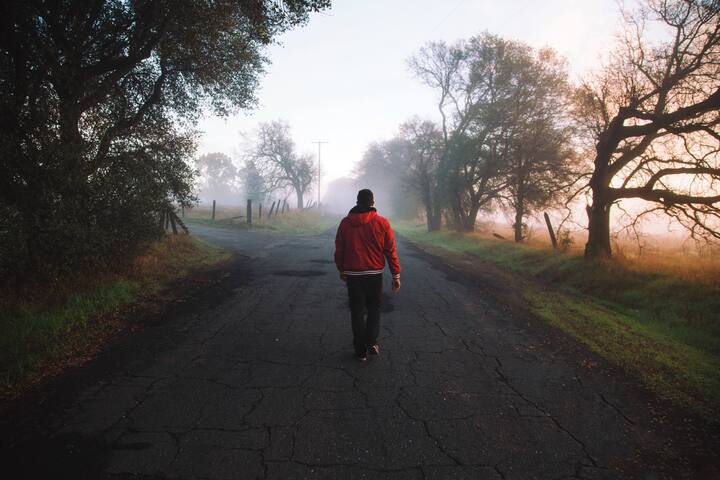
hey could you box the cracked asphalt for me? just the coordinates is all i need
[2,224,718,479]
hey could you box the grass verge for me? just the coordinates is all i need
[185,208,340,235]
[0,235,230,402]
[396,223,720,420]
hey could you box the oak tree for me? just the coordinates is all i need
[577,0,720,258]
[0,0,329,275]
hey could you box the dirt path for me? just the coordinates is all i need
[1,224,717,479]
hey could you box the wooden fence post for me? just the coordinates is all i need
[212,200,216,221]
[247,199,252,224]
[544,212,558,250]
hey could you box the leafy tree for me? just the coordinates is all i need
[506,115,576,242]
[397,119,444,230]
[408,34,531,232]
[501,48,576,242]
[355,138,421,219]
[196,152,239,204]
[410,34,577,234]
[251,120,315,209]
[576,0,720,259]
[0,0,329,276]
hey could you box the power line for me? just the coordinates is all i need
[312,141,328,207]
[430,0,467,34]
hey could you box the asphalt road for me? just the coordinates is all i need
[2,224,718,479]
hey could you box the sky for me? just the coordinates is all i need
[197,0,624,198]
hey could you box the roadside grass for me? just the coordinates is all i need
[0,235,230,401]
[184,206,339,235]
[396,223,720,420]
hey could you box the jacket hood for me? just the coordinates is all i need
[347,205,377,226]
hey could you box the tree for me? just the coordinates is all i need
[501,48,576,242]
[398,119,444,231]
[355,139,419,219]
[196,152,238,204]
[576,0,720,259]
[506,115,576,242]
[241,159,268,205]
[409,34,556,232]
[0,0,329,276]
[251,120,315,209]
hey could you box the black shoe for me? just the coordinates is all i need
[368,344,380,355]
[356,353,368,362]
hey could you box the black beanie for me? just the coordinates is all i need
[357,189,374,206]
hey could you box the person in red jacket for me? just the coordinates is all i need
[334,189,401,361]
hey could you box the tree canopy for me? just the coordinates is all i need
[408,33,575,234]
[0,0,329,276]
[577,0,720,258]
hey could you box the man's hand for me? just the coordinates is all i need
[391,277,401,293]
[340,273,347,283]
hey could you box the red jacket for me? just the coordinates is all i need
[334,206,401,278]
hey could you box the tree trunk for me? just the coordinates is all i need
[514,181,525,242]
[295,189,304,210]
[514,204,524,242]
[585,159,613,258]
[461,204,480,232]
[514,162,526,242]
[428,204,442,232]
[450,189,465,232]
[428,200,442,232]
[584,198,612,259]
[584,113,629,259]
[422,186,443,232]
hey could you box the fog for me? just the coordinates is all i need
[193,0,718,253]
[197,0,620,191]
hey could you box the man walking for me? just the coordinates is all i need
[334,189,401,361]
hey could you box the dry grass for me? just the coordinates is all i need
[130,234,230,287]
[613,251,720,285]
[458,219,720,285]
[184,205,340,235]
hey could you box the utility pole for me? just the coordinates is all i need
[312,141,328,207]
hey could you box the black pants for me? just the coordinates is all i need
[346,274,383,355]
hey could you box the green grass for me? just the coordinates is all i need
[0,281,137,390]
[397,223,720,420]
[0,235,230,400]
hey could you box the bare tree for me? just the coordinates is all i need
[251,120,315,209]
[576,0,720,259]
